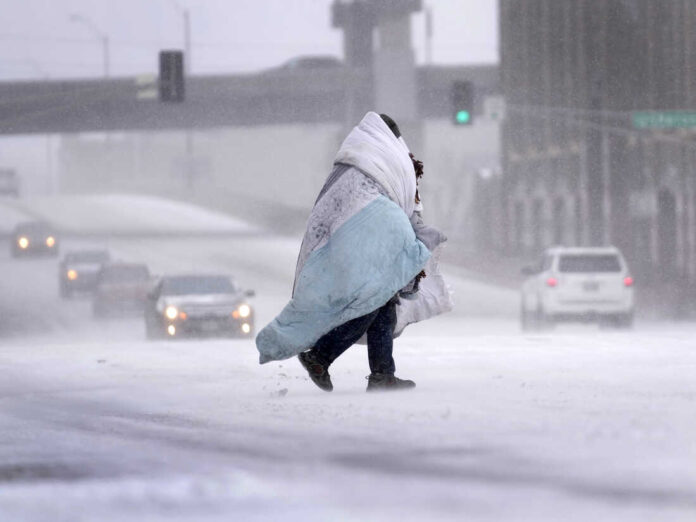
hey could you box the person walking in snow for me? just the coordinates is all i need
[255,112,451,392]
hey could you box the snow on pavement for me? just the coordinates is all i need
[0,325,695,521]
[0,195,695,521]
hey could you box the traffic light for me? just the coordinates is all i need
[452,80,474,125]
[159,50,185,102]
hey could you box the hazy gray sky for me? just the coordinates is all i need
[0,0,497,80]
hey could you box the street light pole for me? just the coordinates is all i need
[69,13,110,78]
[26,59,55,193]
[183,9,191,75]
[167,0,191,74]
[102,34,110,78]
[166,0,195,190]
[425,6,433,65]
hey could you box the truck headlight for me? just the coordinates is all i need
[18,237,29,249]
[238,304,251,318]
[165,306,179,320]
[67,269,78,280]
[46,236,56,247]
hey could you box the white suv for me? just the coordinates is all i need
[521,246,635,329]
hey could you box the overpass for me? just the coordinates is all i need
[0,65,498,135]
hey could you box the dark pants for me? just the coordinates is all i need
[310,299,397,375]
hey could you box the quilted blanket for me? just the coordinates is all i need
[256,112,450,364]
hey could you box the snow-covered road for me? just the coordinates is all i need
[0,197,694,521]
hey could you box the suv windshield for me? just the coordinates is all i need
[162,276,236,296]
[558,254,622,273]
[101,266,150,283]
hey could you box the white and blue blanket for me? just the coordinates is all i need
[256,112,451,364]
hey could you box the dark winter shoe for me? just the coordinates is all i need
[298,351,333,392]
[366,373,416,392]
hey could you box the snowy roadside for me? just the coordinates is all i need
[0,194,260,236]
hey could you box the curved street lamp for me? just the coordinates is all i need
[166,0,191,75]
[69,13,110,78]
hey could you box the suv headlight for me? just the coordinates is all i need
[165,306,179,320]
[238,304,251,318]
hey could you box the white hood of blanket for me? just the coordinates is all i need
[334,112,417,217]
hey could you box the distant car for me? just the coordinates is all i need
[144,274,255,339]
[11,221,58,257]
[0,169,19,197]
[93,262,151,317]
[59,249,111,298]
[520,246,635,329]
[278,55,343,71]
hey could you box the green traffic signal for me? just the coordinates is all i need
[456,110,471,124]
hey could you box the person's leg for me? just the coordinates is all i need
[298,308,380,392]
[365,299,416,391]
[311,309,379,366]
[366,299,397,375]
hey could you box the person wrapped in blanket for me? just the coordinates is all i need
[255,112,452,392]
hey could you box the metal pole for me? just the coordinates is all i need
[184,9,191,75]
[183,8,193,190]
[69,14,109,79]
[166,0,194,190]
[103,35,110,78]
[46,134,54,194]
[425,7,433,65]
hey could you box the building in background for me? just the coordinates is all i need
[499,0,696,297]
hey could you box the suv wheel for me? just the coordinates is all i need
[60,284,72,299]
[611,312,634,329]
[520,305,534,331]
[536,306,555,330]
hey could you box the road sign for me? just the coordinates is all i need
[632,111,696,129]
[135,74,157,100]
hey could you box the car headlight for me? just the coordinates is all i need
[165,306,179,320]
[18,237,29,249]
[238,304,251,318]
[46,236,56,247]
[67,269,78,280]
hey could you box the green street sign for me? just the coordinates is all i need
[633,111,696,129]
